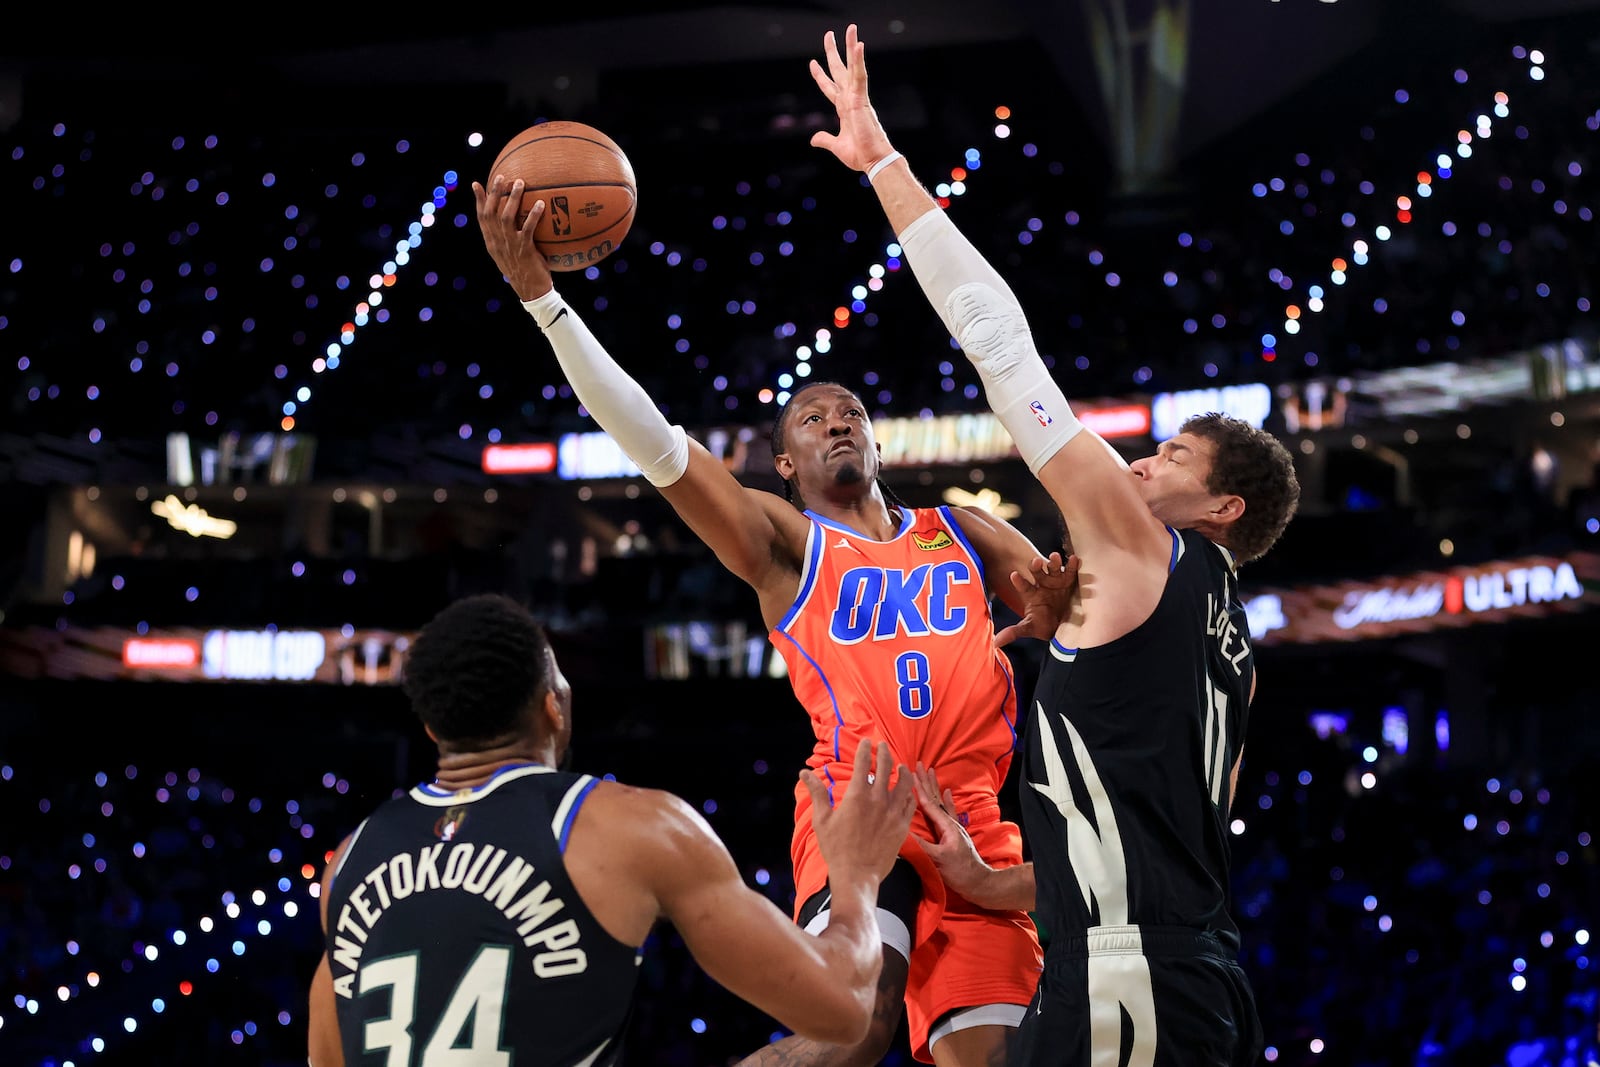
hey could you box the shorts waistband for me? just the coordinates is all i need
[1046,924,1233,965]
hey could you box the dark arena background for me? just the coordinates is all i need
[3,2,1599,1064]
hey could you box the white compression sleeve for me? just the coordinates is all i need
[896,207,1083,473]
[523,289,689,488]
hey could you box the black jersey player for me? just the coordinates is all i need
[806,24,1302,1064]
[308,593,916,1067]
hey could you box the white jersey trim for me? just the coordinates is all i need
[407,764,556,807]
[551,774,598,845]
[775,521,824,634]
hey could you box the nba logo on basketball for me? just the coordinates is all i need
[1030,400,1053,428]
[550,196,572,236]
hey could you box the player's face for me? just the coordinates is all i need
[779,386,878,493]
[1129,433,1223,527]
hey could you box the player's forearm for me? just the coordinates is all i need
[865,153,941,239]
[522,289,689,488]
[868,155,1018,341]
[962,861,1036,912]
[871,163,1082,476]
[806,878,883,1034]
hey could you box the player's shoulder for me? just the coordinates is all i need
[754,487,812,534]
[574,780,695,832]
[1174,528,1239,581]
[575,781,724,865]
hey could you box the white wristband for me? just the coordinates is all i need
[866,150,903,182]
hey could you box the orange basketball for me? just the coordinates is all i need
[488,120,637,272]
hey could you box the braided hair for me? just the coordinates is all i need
[769,380,912,513]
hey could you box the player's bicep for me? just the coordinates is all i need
[657,438,791,586]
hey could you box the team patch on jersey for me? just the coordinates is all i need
[433,806,469,841]
[912,529,954,552]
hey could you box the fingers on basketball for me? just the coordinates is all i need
[487,121,636,271]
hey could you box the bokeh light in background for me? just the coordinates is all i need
[2,6,1599,1066]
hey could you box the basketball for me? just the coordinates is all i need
[488,120,637,272]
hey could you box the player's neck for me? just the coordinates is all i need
[809,492,900,540]
[433,738,553,791]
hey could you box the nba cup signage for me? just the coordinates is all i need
[1242,553,1597,645]
[202,630,326,682]
[0,626,415,685]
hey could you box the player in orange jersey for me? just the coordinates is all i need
[476,178,1079,1067]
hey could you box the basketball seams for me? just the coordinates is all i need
[491,136,632,177]
[513,182,636,192]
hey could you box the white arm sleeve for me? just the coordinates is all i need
[523,289,689,488]
[896,207,1083,473]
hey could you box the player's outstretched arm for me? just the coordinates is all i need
[474,178,800,591]
[808,25,1171,584]
[638,740,914,1044]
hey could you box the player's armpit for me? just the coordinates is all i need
[1030,432,1172,644]
[318,833,354,934]
[308,954,344,1067]
[656,438,800,592]
[642,792,878,1046]
[1035,432,1172,569]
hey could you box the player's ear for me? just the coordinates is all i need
[774,452,796,481]
[539,686,566,737]
[423,724,439,745]
[1211,494,1245,525]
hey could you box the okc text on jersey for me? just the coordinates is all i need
[828,560,974,644]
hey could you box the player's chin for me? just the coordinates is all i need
[831,462,866,486]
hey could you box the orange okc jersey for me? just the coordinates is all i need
[771,508,1017,934]
[774,505,1041,1059]
[773,505,1020,832]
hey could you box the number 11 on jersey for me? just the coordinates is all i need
[1203,679,1229,807]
